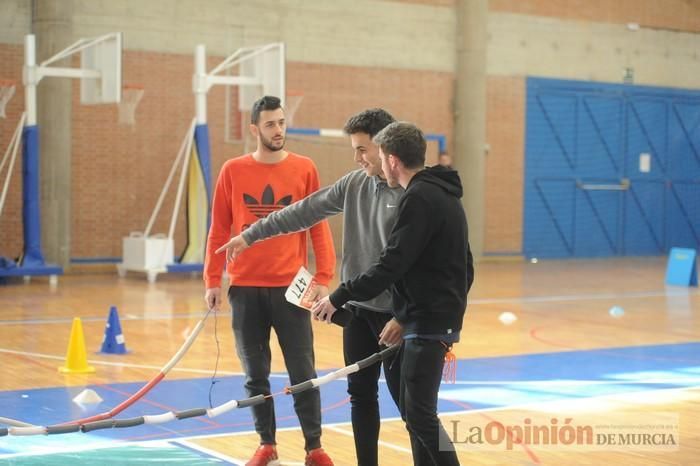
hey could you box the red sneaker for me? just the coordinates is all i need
[245,444,280,466]
[305,447,334,466]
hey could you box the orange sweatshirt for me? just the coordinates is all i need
[204,153,335,289]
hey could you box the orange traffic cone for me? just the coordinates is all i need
[59,318,95,374]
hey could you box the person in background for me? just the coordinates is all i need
[437,151,453,169]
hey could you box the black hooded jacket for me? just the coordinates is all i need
[330,165,474,337]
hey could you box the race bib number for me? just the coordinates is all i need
[285,266,318,310]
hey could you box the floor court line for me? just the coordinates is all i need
[171,439,240,465]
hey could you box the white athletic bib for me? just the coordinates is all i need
[285,266,318,310]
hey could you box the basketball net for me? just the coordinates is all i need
[0,80,16,119]
[285,91,304,127]
[118,84,144,126]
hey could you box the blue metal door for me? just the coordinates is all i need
[524,80,624,257]
[667,100,700,249]
[524,78,700,258]
[624,97,667,255]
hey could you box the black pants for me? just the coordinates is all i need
[228,286,321,451]
[400,338,460,466]
[344,305,402,466]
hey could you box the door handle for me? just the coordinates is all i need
[576,178,630,191]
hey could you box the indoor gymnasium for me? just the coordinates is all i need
[1,1,699,465]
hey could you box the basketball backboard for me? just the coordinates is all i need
[238,43,285,111]
[80,33,122,105]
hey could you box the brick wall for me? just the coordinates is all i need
[484,76,525,254]
[0,44,23,260]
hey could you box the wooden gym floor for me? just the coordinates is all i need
[0,257,698,465]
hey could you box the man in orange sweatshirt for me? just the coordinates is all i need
[204,95,336,466]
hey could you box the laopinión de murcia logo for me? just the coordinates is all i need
[443,417,679,452]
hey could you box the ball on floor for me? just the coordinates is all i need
[499,311,518,325]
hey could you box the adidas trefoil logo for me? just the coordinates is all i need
[243,184,293,218]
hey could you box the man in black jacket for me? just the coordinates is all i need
[312,121,473,466]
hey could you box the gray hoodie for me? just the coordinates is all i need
[242,169,404,312]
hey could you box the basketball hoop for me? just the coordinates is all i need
[118,84,144,126]
[0,80,17,119]
[285,90,304,127]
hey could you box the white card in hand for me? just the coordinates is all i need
[285,266,318,310]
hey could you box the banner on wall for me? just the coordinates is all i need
[179,124,212,264]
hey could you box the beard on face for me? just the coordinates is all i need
[381,160,398,186]
[260,133,285,152]
[383,171,398,187]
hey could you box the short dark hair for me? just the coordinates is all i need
[373,121,426,169]
[251,95,282,125]
[343,108,396,138]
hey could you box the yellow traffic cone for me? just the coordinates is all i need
[59,318,95,374]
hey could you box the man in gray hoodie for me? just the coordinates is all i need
[216,108,403,466]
